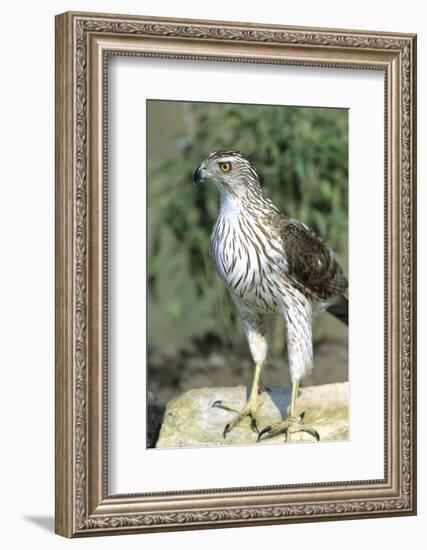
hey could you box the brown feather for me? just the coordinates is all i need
[273,214,348,303]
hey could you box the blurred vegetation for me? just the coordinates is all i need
[148,101,348,351]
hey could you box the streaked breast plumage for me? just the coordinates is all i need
[210,209,288,315]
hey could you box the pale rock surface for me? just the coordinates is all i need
[156,382,348,448]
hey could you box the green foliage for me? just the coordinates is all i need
[148,102,348,344]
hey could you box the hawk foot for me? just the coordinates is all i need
[257,411,320,443]
[212,393,264,439]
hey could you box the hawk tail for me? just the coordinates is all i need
[327,296,348,326]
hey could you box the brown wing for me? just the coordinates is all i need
[274,215,348,302]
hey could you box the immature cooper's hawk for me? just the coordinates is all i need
[193,150,348,442]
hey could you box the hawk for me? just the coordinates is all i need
[193,150,348,442]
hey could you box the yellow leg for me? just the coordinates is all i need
[257,378,320,443]
[288,378,300,420]
[248,362,262,402]
[212,362,265,438]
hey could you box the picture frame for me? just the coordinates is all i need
[55,11,417,537]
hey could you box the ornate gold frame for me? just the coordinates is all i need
[55,11,417,537]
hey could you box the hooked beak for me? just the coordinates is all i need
[193,164,207,185]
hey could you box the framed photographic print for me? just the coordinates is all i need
[55,11,417,537]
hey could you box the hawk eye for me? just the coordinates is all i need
[219,162,231,173]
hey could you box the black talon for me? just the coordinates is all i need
[311,429,320,442]
[292,427,320,442]
[212,400,223,408]
[257,425,272,441]
[250,417,259,434]
[223,424,230,439]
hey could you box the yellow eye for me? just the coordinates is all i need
[219,162,231,173]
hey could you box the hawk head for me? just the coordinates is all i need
[193,150,262,198]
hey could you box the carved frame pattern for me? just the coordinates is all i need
[55,11,416,537]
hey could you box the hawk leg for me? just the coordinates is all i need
[212,362,265,438]
[257,378,320,442]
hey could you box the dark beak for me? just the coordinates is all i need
[193,165,202,185]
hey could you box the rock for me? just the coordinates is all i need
[156,382,348,448]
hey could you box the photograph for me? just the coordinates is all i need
[147,100,349,449]
[54,10,416,537]
[0,0,421,543]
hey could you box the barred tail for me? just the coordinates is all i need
[327,296,348,326]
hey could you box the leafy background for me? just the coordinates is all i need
[146,100,348,418]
